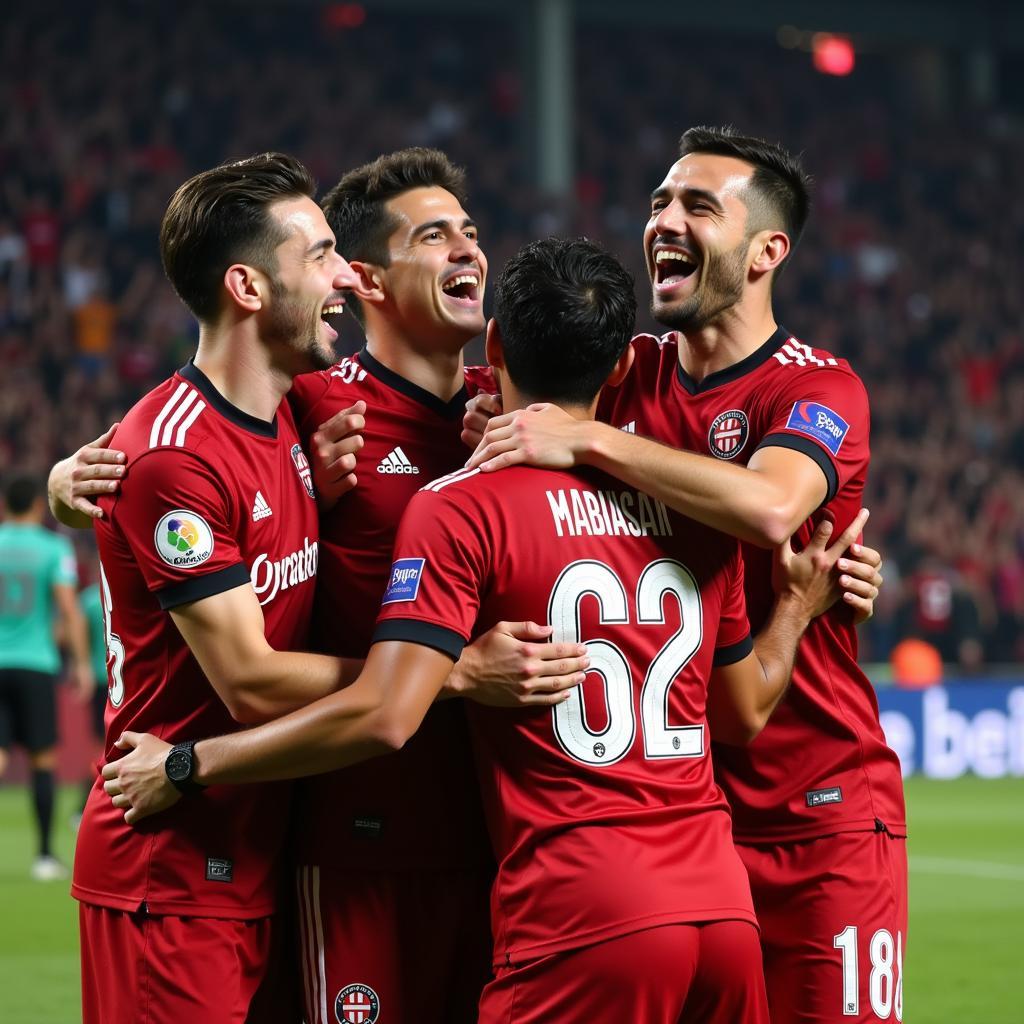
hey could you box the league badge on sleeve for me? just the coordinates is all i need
[154,510,214,568]
[786,401,850,456]
[382,558,426,604]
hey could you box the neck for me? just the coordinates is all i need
[500,381,596,422]
[9,513,41,525]
[193,320,292,423]
[674,300,777,383]
[363,323,467,402]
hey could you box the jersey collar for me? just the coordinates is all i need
[179,361,278,438]
[674,326,791,395]
[358,346,470,420]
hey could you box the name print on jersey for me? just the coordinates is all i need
[546,488,673,538]
[250,536,318,607]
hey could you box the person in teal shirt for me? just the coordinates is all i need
[0,475,93,880]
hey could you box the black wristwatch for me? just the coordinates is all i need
[165,740,206,795]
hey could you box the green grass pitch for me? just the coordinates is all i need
[0,778,1021,1022]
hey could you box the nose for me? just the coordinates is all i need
[332,254,360,290]
[451,233,481,263]
[652,198,686,239]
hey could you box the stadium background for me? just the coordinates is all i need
[0,1,1021,1021]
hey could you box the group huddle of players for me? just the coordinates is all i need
[51,130,907,1024]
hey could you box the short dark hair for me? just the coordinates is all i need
[5,475,40,515]
[493,238,636,406]
[679,126,811,267]
[320,148,468,325]
[160,152,316,323]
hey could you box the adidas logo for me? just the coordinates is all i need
[621,421,636,434]
[252,490,273,521]
[377,447,420,475]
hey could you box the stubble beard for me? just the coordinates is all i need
[264,276,335,373]
[651,239,747,334]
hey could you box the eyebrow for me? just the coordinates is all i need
[650,185,725,213]
[304,238,334,257]
[412,217,477,237]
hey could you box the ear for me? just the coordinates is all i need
[484,318,505,370]
[349,260,386,305]
[749,230,790,276]
[223,264,264,313]
[604,341,635,388]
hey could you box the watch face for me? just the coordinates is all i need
[166,748,192,783]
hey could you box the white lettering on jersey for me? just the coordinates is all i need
[250,536,319,607]
[546,489,673,538]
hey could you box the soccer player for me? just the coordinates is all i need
[102,237,866,1024]
[71,151,365,1024]
[50,149,588,1022]
[466,128,907,1023]
[0,475,92,880]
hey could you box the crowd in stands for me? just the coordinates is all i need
[1,2,1021,668]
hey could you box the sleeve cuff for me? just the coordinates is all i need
[155,563,252,610]
[371,619,465,660]
[755,433,839,504]
[713,634,753,667]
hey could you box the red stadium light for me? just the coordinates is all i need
[323,3,366,31]
[812,34,855,77]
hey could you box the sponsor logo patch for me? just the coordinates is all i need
[786,401,850,456]
[205,856,233,882]
[708,409,749,459]
[291,443,316,499]
[381,557,425,604]
[154,510,214,568]
[335,983,380,1024]
[351,816,384,840]
[805,786,843,808]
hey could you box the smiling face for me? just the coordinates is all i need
[261,195,359,372]
[645,153,758,333]
[372,186,487,346]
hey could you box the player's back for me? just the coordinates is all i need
[0,522,75,673]
[73,362,319,919]
[378,464,757,965]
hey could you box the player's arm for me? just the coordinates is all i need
[467,404,823,548]
[52,582,95,701]
[103,640,453,824]
[47,423,126,526]
[169,583,361,724]
[706,509,869,744]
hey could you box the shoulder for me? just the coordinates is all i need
[115,375,219,461]
[768,332,863,385]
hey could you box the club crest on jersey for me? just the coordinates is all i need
[335,983,380,1024]
[382,557,425,604]
[290,443,316,499]
[786,401,849,456]
[153,510,214,568]
[708,409,749,459]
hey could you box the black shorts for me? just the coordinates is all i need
[0,668,58,753]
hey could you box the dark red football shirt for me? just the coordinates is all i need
[598,328,906,842]
[287,348,495,870]
[376,464,757,965]
[72,361,319,918]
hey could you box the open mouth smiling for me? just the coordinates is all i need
[440,271,481,305]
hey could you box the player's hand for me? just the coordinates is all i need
[466,404,587,473]
[310,401,365,511]
[461,392,502,449]
[448,621,590,707]
[47,422,125,527]
[837,539,883,625]
[72,663,96,703]
[101,732,179,825]
[774,508,871,620]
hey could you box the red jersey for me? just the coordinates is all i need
[598,328,906,842]
[377,464,757,965]
[72,362,319,918]
[287,348,495,870]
